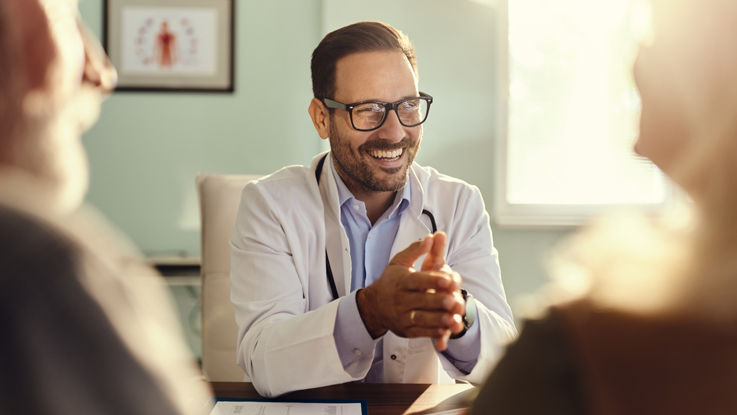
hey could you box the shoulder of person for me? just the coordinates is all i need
[0,204,85,308]
[0,204,79,264]
[239,162,324,214]
[245,163,314,192]
[412,163,478,191]
[411,163,484,205]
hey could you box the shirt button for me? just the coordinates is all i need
[353,348,362,356]
[353,204,360,210]
[390,354,397,360]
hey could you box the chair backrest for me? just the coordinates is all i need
[196,174,260,382]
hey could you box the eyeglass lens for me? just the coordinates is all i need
[352,98,429,130]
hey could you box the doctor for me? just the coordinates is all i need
[230,21,516,397]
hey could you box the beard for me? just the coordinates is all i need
[328,120,420,194]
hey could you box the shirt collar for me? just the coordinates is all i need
[329,157,411,219]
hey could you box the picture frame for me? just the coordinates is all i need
[104,0,234,92]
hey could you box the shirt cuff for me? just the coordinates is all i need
[334,290,380,368]
[442,299,480,374]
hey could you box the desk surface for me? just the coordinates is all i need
[210,382,476,415]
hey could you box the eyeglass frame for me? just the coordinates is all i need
[322,92,433,132]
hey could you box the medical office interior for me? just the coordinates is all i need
[79,0,659,363]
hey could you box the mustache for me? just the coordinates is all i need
[359,137,414,152]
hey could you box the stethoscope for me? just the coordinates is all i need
[315,154,437,300]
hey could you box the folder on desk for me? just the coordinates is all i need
[210,398,367,415]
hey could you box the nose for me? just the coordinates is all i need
[378,108,406,141]
[78,22,117,94]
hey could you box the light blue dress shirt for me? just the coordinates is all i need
[330,161,480,381]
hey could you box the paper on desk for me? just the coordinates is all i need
[210,400,363,415]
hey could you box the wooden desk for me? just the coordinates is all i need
[210,382,477,415]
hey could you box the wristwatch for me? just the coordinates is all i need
[450,289,476,339]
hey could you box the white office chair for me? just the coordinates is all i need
[196,174,260,382]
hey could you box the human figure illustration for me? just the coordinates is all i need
[155,20,177,67]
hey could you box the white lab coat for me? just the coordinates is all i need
[230,152,516,397]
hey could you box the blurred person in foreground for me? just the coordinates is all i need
[471,0,737,413]
[0,0,210,413]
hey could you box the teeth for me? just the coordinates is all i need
[369,148,403,159]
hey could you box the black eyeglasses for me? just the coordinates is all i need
[323,92,433,132]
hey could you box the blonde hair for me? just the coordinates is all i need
[660,0,737,311]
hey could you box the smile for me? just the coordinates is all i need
[367,148,404,160]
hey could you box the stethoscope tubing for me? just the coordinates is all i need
[315,154,437,300]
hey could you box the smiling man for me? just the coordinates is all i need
[230,21,516,397]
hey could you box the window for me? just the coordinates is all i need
[494,0,666,226]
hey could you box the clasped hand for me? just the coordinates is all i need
[356,232,465,351]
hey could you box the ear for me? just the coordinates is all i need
[308,98,330,139]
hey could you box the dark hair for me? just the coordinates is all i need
[310,21,417,101]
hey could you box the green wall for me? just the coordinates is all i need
[80,0,322,258]
[79,0,571,313]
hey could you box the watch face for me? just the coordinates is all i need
[463,290,476,328]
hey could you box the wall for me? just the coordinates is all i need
[79,0,571,315]
[79,0,323,258]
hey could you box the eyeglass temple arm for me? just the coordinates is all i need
[322,98,347,110]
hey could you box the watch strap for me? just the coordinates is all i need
[450,289,475,339]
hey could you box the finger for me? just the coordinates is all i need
[401,270,455,292]
[403,327,451,339]
[402,270,460,294]
[389,235,433,268]
[421,231,447,271]
[450,270,462,289]
[450,290,466,315]
[407,309,459,329]
[448,313,465,334]
[434,330,452,351]
[401,291,464,314]
[436,266,462,292]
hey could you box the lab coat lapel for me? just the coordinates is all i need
[392,213,433,270]
[316,153,350,298]
[391,166,433,271]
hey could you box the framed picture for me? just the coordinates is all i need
[104,0,234,92]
